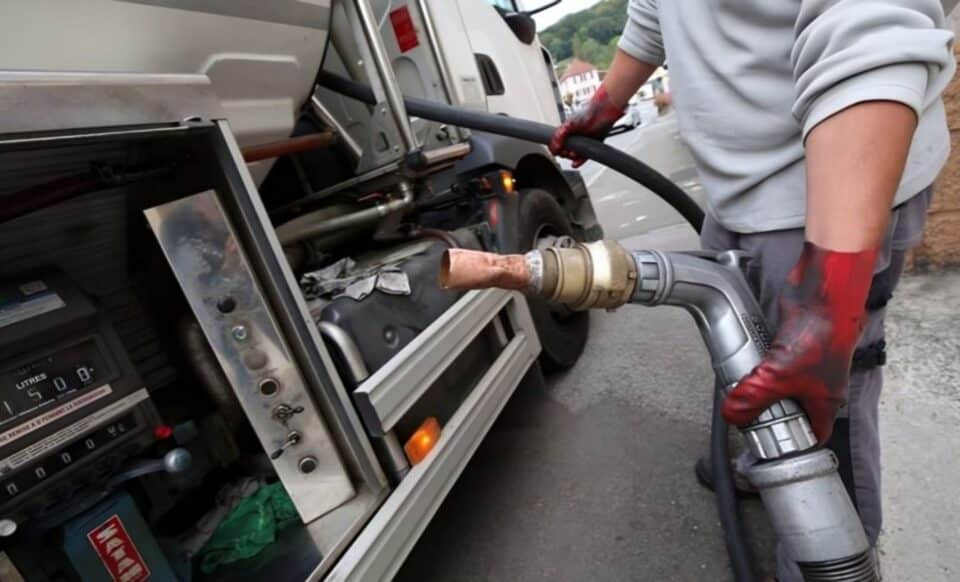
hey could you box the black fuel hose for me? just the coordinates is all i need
[317,72,704,232]
[712,381,757,582]
[318,71,752,581]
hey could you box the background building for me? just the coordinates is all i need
[636,66,670,100]
[559,58,602,109]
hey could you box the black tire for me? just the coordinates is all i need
[509,189,590,373]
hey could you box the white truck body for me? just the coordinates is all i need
[0,2,583,581]
[0,0,562,177]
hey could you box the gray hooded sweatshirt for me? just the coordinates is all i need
[618,0,956,232]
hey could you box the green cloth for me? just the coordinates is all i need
[199,482,299,574]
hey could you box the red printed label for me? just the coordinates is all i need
[87,515,151,582]
[389,6,419,53]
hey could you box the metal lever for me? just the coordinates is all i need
[106,448,193,489]
[13,448,194,536]
[270,431,302,460]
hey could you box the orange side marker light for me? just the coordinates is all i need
[404,417,442,466]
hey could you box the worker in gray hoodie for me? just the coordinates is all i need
[550,1,956,580]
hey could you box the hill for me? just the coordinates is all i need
[539,0,627,71]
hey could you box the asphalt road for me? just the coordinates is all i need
[396,115,778,581]
[573,114,706,241]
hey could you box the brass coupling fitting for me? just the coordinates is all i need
[531,241,638,310]
[439,241,638,310]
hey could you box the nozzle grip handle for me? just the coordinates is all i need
[631,250,817,459]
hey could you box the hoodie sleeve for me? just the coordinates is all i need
[792,0,956,141]
[618,0,665,66]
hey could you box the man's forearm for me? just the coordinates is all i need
[805,101,918,251]
[602,50,660,107]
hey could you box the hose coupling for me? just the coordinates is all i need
[532,241,637,310]
[440,241,638,310]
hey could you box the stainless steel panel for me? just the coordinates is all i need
[0,72,225,135]
[209,121,387,491]
[354,289,532,435]
[145,190,355,522]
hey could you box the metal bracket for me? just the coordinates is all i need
[353,289,540,436]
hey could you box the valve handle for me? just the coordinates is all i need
[269,431,302,460]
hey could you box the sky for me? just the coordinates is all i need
[528,0,601,30]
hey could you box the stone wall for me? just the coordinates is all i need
[912,14,960,270]
[912,46,960,269]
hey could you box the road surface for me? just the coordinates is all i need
[572,114,706,242]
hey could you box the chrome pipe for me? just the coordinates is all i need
[318,321,371,385]
[416,0,464,144]
[318,321,411,482]
[330,1,366,81]
[351,0,419,151]
[418,142,471,167]
[278,181,414,245]
[416,0,456,103]
[311,95,363,164]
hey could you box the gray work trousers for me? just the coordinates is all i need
[700,188,931,581]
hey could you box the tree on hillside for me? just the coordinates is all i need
[586,16,619,42]
[539,0,627,64]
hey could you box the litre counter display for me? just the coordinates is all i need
[0,271,159,526]
[0,338,109,430]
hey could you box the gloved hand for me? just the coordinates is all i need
[722,242,878,443]
[549,86,626,168]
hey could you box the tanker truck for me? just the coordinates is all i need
[0,1,602,580]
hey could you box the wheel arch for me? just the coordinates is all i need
[514,153,576,214]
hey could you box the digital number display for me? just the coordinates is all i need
[0,339,108,427]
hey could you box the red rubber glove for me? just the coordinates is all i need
[549,86,626,168]
[723,242,878,443]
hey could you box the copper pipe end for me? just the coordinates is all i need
[440,249,532,291]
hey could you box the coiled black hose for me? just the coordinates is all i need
[317,72,704,232]
[318,71,752,581]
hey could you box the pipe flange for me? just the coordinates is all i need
[524,251,544,295]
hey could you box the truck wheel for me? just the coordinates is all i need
[512,189,589,372]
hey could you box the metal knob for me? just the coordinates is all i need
[272,404,304,426]
[0,518,17,537]
[163,448,193,474]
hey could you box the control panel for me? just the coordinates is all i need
[0,272,159,524]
